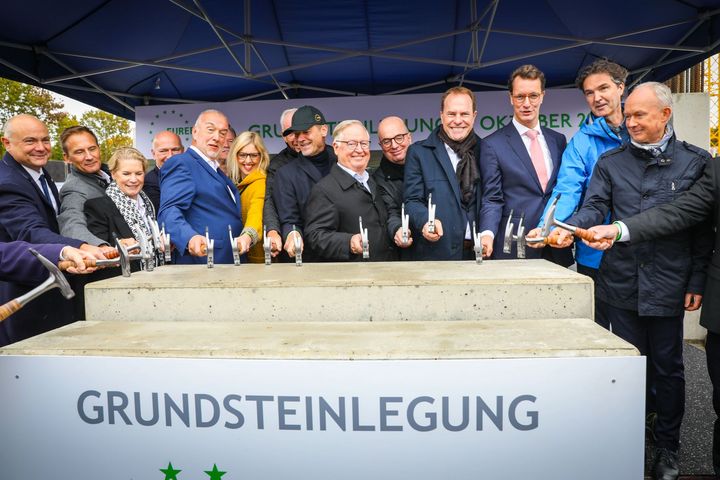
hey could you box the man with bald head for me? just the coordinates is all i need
[546,82,712,480]
[144,130,184,213]
[158,109,244,264]
[372,116,414,257]
[0,114,106,344]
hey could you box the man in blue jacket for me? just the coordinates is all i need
[528,59,629,290]
[158,110,244,264]
[404,86,499,260]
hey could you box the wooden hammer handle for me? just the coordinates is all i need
[58,259,98,271]
[573,227,597,243]
[0,300,22,322]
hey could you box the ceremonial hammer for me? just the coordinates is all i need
[0,249,75,322]
[526,194,597,246]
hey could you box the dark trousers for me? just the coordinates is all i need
[598,299,684,451]
[707,331,720,475]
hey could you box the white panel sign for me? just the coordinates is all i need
[135,89,589,155]
[0,355,644,480]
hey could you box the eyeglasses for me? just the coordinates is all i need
[511,93,543,104]
[336,140,371,151]
[238,152,261,161]
[379,133,409,148]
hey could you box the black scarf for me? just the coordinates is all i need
[378,156,404,180]
[304,146,332,178]
[437,127,479,207]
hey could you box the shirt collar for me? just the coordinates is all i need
[22,165,43,181]
[190,145,220,171]
[336,162,368,183]
[512,117,541,137]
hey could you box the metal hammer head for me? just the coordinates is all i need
[516,214,526,259]
[228,225,240,266]
[540,194,561,238]
[503,209,515,254]
[113,234,133,277]
[29,248,75,299]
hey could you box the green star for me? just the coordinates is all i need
[160,462,181,480]
[204,464,226,480]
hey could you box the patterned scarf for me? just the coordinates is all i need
[630,124,674,158]
[106,181,156,269]
[437,127,479,208]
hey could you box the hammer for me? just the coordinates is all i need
[359,216,370,260]
[471,221,483,264]
[0,249,75,322]
[292,225,302,267]
[263,225,271,266]
[199,227,215,268]
[502,210,526,259]
[228,225,240,266]
[57,235,145,277]
[526,194,596,246]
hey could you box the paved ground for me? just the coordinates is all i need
[644,342,715,479]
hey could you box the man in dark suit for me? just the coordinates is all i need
[372,116,414,259]
[480,64,572,265]
[404,86,500,260]
[158,109,244,264]
[272,105,337,262]
[0,241,94,283]
[305,120,395,261]
[144,130,184,214]
[586,156,720,479]
[0,114,105,345]
[264,107,299,259]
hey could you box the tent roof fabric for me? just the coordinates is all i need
[1,0,719,120]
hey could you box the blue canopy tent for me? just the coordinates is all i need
[1,0,719,120]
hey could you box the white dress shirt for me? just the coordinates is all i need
[23,165,58,213]
[512,118,554,176]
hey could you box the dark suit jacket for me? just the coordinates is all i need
[404,127,498,260]
[623,156,720,332]
[273,145,336,241]
[305,164,396,262]
[158,148,244,264]
[0,241,64,284]
[0,153,83,346]
[480,123,573,266]
[143,166,161,215]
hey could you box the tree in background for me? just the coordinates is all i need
[79,110,133,161]
[0,79,132,161]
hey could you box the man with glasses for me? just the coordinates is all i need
[158,109,244,264]
[272,105,336,262]
[372,116,414,258]
[480,64,572,266]
[144,130,184,214]
[404,86,498,260]
[305,120,395,261]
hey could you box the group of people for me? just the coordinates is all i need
[1,57,719,480]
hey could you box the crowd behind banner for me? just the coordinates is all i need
[0,59,719,480]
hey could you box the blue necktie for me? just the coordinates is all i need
[39,173,51,203]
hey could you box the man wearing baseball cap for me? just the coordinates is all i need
[272,105,337,261]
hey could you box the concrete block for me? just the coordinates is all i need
[85,260,594,322]
[1,318,636,359]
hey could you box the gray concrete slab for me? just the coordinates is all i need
[0,318,635,359]
[85,259,594,322]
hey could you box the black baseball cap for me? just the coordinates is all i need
[282,105,326,136]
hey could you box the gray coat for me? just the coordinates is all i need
[58,165,110,246]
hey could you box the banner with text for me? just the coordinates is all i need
[135,89,589,155]
[0,355,643,479]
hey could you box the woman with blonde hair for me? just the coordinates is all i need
[84,147,159,271]
[226,131,269,263]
